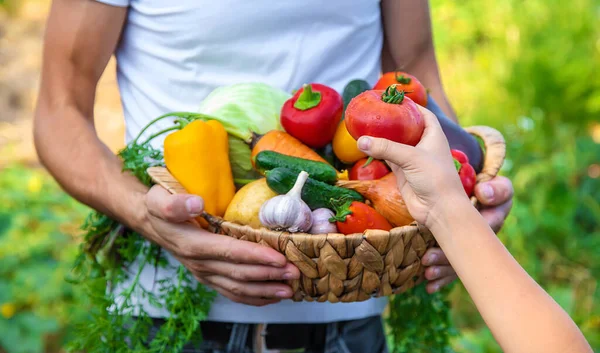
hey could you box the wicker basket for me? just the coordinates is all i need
[148,126,506,303]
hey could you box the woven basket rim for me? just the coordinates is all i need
[202,210,425,244]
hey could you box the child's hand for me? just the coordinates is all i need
[356,105,469,229]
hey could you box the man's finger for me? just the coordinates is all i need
[426,273,458,294]
[196,277,280,307]
[194,260,300,282]
[203,275,294,300]
[146,184,204,222]
[480,200,513,233]
[217,289,281,307]
[474,176,514,207]
[421,247,451,266]
[185,232,288,268]
[424,265,456,281]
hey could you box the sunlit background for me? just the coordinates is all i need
[0,0,598,352]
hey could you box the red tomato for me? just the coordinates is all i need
[373,71,428,107]
[349,158,390,180]
[335,201,393,235]
[451,149,477,197]
[345,87,425,146]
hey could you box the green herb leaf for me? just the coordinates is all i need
[386,283,457,353]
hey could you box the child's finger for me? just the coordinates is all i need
[415,105,450,151]
[414,105,454,159]
[387,162,408,191]
[357,136,418,170]
[416,105,444,137]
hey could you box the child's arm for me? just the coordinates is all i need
[431,196,591,353]
[357,106,592,353]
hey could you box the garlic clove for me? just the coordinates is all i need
[259,171,313,233]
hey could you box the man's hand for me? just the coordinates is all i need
[421,176,514,293]
[474,176,514,233]
[141,185,301,306]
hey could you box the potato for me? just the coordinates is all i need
[223,178,277,228]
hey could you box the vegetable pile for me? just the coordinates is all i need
[185,76,479,235]
[69,73,483,353]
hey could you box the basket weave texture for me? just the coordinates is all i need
[148,125,506,303]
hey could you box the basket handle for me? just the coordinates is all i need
[465,125,506,184]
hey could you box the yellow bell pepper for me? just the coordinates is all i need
[332,121,367,164]
[164,120,235,217]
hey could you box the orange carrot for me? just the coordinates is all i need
[336,173,414,227]
[249,130,328,167]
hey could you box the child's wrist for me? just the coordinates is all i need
[426,193,474,234]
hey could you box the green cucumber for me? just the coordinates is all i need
[255,150,338,184]
[265,167,363,210]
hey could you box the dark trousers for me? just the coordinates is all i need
[146,315,388,353]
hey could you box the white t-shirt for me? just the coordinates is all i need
[97,0,388,323]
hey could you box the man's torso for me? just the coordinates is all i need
[100,0,388,323]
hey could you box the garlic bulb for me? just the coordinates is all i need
[309,208,338,234]
[259,171,313,232]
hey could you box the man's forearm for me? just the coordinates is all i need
[404,46,458,123]
[33,0,145,229]
[381,0,458,123]
[34,102,148,230]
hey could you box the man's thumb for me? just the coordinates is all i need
[146,184,204,223]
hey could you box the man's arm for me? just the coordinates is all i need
[34,0,144,224]
[34,0,299,306]
[380,0,457,122]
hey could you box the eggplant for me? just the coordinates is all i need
[426,95,484,173]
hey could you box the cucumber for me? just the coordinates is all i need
[265,167,363,210]
[255,150,338,184]
[342,79,371,120]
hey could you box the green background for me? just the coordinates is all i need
[0,0,599,351]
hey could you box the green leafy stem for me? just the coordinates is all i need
[66,112,220,352]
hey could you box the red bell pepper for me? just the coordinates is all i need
[349,158,390,180]
[280,83,343,148]
[451,149,476,197]
[331,201,393,235]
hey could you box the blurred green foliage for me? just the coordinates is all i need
[0,0,599,351]
[0,166,89,353]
